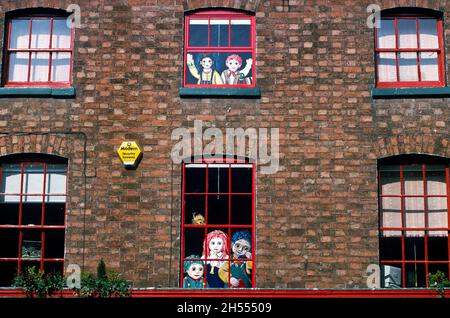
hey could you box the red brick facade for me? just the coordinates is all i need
[0,0,449,288]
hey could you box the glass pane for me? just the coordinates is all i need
[204,229,229,288]
[46,164,67,195]
[377,53,396,82]
[44,202,66,225]
[231,166,252,193]
[0,262,18,287]
[182,256,206,288]
[208,194,229,225]
[405,263,426,287]
[44,229,65,259]
[398,19,417,48]
[51,52,71,82]
[8,52,29,82]
[0,198,19,225]
[427,197,448,232]
[189,20,208,47]
[20,261,40,273]
[380,166,400,195]
[405,236,425,260]
[0,229,19,258]
[30,19,51,48]
[1,164,21,202]
[22,198,42,226]
[184,228,205,258]
[426,166,446,195]
[10,19,30,48]
[404,165,423,195]
[185,165,206,193]
[419,52,439,81]
[381,197,401,229]
[227,229,253,288]
[382,265,402,288]
[230,19,251,47]
[405,197,425,231]
[23,164,44,194]
[419,19,438,49]
[184,195,205,225]
[44,262,64,275]
[210,20,229,47]
[427,235,448,260]
[52,19,71,48]
[21,230,42,259]
[398,52,418,81]
[208,165,229,193]
[428,264,449,282]
[30,52,50,82]
[186,52,253,85]
[377,19,395,48]
[231,195,252,225]
[379,236,402,260]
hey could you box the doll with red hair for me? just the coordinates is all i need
[201,230,229,288]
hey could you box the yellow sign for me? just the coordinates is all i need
[117,141,143,169]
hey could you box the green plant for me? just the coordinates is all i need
[428,271,450,298]
[74,260,131,298]
[13,266,65,298]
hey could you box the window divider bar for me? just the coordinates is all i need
[399,164,406,287]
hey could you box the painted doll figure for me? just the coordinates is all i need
[221,54,253,85]
[186,53,223,85]
[183,255,205,288]
[201,230,229,288]
[219,230,252,288]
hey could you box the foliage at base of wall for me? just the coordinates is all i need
[13,267,64,298]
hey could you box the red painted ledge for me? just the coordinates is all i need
[0,288,449,298]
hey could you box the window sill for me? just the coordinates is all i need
[0,87,75,98]
[179,87,261,98]
[371,87,450,99]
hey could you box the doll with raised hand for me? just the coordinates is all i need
[183,255,205,288]
[186,53,223,84]
[221,54,253,85]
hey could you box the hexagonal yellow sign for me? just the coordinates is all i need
[117,141,143,169]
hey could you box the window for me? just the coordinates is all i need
[378,155,450,288]
[375,11,444,88]
[180,158,255,288]
[4,11,73,87]
[184,10,255,88]
[0,155,68,286]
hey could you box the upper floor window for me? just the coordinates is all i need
[378,155,449,288]
[184,10,255,88]
[375,9,444,88]
[4,9,73,87]
[0,154,68,286]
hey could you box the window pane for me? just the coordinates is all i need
[208,165,229,193]
[398,52,418,81]
[381,197,401,229]
[8,52,29,82]
[405,263,426,287]
[204,229,229,288]
[405,197,425,233]
[428,235,448,260]
[426,165,447,195]
[52,19,71,48]
[228,229,253,287]
[46,164,67,195]
[21,230,42,259]
[398,19,417,48]
[44,202,66,225]
[380,166,400,195]
[30,52,50,82]
[0,229,19,258]
[44,262,64,275]
[419,19,438,49]
[0,198,19,225]
[379,236,402,260]
[428,264,449,281]
[377,19,395,48]
[184,228,204,258]
[1,164,22,202]
[10,19,30,48]
[208,194,229,225]
[51,52,71,82]
[185,165,206,193]
[404,236,425,260]
[22,197,42,225]
[427,197,448,234]
[231,195,252,225]
[210,20,229,47]
[382,265,402,288]
[189,20,208,47]
[230,20,251,47]
[403,166,423,195]
[23,164,44,194]
[184,195,205,225]
[231,166,252,193]
[0,262,18,287]
[30,19,51,48]
[44,229,64,258]
[419,52,439,81]
[377,53,396,82]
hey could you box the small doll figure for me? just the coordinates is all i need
[186,53,223,85]
[221,54,253,85]
[183,255,205,288]
[201,230,229,288]
[191,212,205,225]
[219,230,252,288]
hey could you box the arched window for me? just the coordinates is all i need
[183,9,256,88]
[0,154,68,286]
[378,155,449,288]
[180,156,255,288]
[3,8,74,87]
[375,8,445,88]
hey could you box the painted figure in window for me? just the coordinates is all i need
[221,54,253,85]
[201,230,229,288]
[186,53,223,85]
[191,212,205,225]
[219,230,252,288]
[183,255,205,288]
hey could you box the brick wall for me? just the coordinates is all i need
[0,0,448,288]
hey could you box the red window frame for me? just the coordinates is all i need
[374,15,445,88]
[180,157,256,288]
[378,158,450,288]
[4,16,74,88]
[184,10,256,88]
[0,159,68,285]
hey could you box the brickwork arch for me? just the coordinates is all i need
[182,0,262,12]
